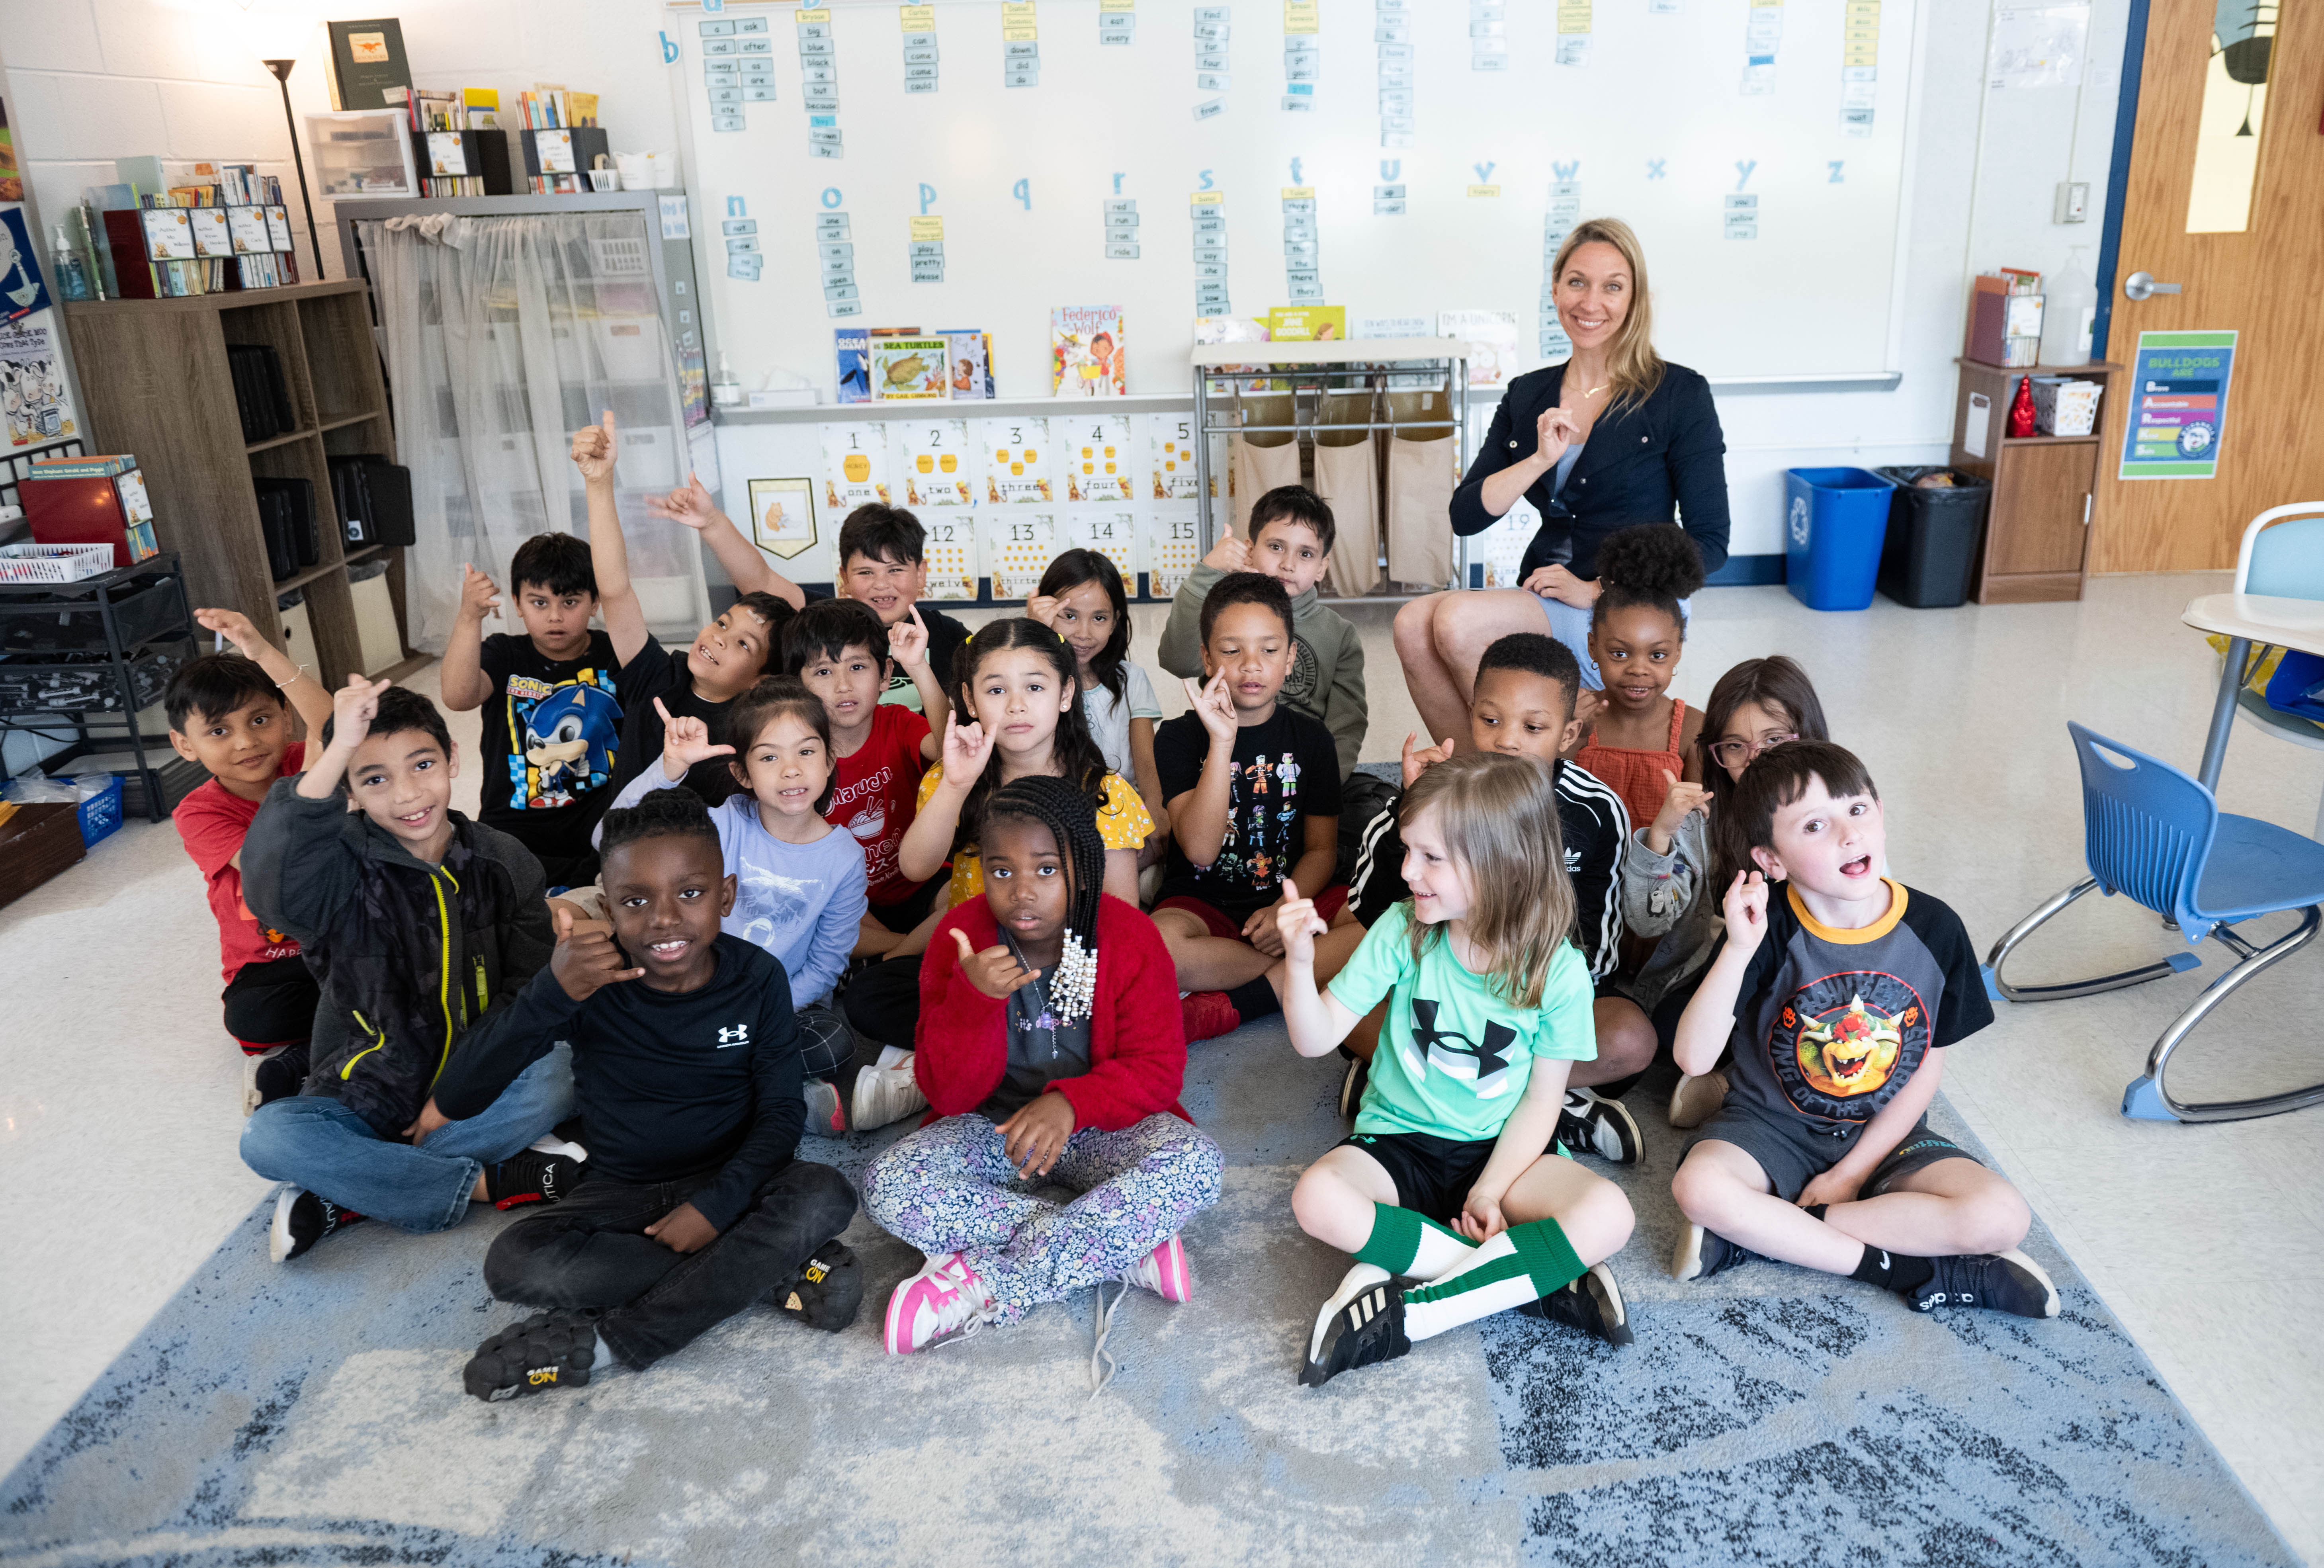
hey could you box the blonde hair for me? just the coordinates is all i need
[1398,753,1578,1010]
[1548,217,1665,412]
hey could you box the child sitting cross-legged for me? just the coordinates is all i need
[1327,633,1653,1164]
[238,679,583,1264]
[1667,741,2060,1320]
[840,618,1154,1124]
[165,608,335,1110]
[863,775,1223,1355]
[1277,753,1637,1387]
[1152,572,1343,1042]
[444,789,862,1400]
[597,677,869,1135]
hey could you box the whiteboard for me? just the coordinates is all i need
[672,0,1920,400]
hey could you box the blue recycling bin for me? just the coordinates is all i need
[1784,467,1897,612]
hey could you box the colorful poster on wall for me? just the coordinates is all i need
[0,209,52,323]
[745,477,818,559]
[2119,330,2236,480]
[0,318,78,448]
[0,97,22,201]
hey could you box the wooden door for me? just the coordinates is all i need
[2091,2,2324,572]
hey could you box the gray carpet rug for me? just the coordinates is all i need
[0,1019,2297,1568]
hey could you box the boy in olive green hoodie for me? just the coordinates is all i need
[1158,485,1368,780]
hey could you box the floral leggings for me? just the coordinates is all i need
[863,1112,1225,1325]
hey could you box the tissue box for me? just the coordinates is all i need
[2031,377,2101,437]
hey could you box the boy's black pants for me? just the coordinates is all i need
[221,954,320,1046]
[483,1159,857,1369]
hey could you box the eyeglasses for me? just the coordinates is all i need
[1707,733,1798,768]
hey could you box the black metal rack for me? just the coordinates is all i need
[0,551,205,822]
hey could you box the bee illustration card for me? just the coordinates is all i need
[1064,505,1140,590]
[978,416,1052,504]
[1145,501,1202,598]
[982,509,1058,601]
[819,422,892,519]
[900,418,973,507]
[920,510,978,602]
[1148,414,1204,500]
[1061,412,1134,502]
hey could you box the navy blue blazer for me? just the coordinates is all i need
[1450,360,1731,582]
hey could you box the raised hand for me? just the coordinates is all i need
[656,695,734,780]
[1400,730,1456,788]
[1184,670,1237,745]
[1721,870,1771,951]
[1274,877,1328,965]
[550,902,646,1002]
[193,606,265,658]
[325,676,392,754]
[1650,767,1713,842]
[951,926,1039,1000]
[569,409,619,486]
[1201,534,1251,574]
[888,604,931,672]
[939,706,995,781]
[643,471,721,530]
[1023,593,1062,629]
[457,564,502,624]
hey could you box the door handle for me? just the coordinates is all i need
[2123,271,2183,301]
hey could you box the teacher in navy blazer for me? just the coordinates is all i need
[1393,217,1732,747]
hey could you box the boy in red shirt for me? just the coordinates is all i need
[166,608,336,1111]
[781,598,947,956]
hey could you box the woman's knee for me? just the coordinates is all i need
[1392,594,1442,659]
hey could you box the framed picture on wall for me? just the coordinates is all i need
[746,477,818,560]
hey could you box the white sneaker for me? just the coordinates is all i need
[851,1051,929,1131]
[527,1133,589,1161]
[884,1251,999,1353]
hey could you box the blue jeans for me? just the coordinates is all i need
[239,1046,575,1233]
[1539,594,1693,691]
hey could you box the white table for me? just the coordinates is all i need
[2180,592,2324,790]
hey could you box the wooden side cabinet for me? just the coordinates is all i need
[1949,357,2120,604]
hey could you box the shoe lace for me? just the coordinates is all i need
[923,1257,996,1341]
[1088,1279,1126,1400]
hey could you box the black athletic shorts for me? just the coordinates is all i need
[1684,1101,1980,1204]
[1336,1129,1500,1226]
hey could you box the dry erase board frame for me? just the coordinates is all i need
[667,0,1922,400]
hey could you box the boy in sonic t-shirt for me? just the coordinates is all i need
[438,532,626,890]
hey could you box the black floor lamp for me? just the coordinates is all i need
[263,59,325,278]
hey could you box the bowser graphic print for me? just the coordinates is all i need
[503,667,622,810]
[1765,969,1927,1125]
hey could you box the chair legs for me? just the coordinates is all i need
[1981,878,2203,1004]
[2123,905,2324,1123]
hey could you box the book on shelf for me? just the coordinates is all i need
[940,329,992,399]
[326,19,413,112]
[834,328,872,405]
[1051,305,1126,397]
[94,168,297,297]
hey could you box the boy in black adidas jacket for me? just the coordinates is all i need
[438,788,860,1399]
[238,680,578,1264]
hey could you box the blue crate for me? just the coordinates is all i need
[76,774,123,847]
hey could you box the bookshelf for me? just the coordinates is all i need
[56,280,421,689]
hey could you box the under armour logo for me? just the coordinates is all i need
[716,1024,750,1046]
[1410,999,1516,1080]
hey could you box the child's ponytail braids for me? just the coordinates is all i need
[985,773,1105,1024]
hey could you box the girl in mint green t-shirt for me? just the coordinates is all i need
[1272,753,1639,1387]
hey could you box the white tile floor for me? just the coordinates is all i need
[3,574,2318,1558]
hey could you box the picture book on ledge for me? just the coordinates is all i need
[1052,306,1126,397]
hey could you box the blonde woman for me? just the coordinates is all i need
[1394,218,1732,745]
[1272,753,1637,1386]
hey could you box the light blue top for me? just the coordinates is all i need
[605,768,868,1011]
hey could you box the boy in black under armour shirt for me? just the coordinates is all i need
[433,788,862,1398]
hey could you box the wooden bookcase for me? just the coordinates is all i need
[57,280,420,688]
[1948,357,2122,604]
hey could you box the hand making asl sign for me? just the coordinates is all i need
[1400,730,1456,788]
[950,925,1039,1000]
[938,705,996,782]
[569,410,619,487]
[1182,669,1238,747]
[1646,766,1713,855]
[656,696,735,783]
[887,603,932,674]
[1272,877,1330,968]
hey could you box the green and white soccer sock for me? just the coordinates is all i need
[1353,1203,1477,1280]
[1401,1218,1587,1342]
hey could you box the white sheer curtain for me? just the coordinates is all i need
[358,211,710,653]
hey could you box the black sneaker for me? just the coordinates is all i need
[774,1239,864,1332]
[1907,1249,2060,1318]
[1556,1088,1642,1165]
[1337,1051,1368,1120]
[485,1146,589,1210]
[463,1309,603,1402]
[252,1045,310,1107]
[1517,1262,1635,1345]
[1300,1278,1411,1387]
[269,1188,365,1263]
[1670,1222,1758,1283]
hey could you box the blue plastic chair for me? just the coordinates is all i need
[1982,722,2324,1122]
[2228,503,2324,838]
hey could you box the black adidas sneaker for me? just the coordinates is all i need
[1518,1262,1635,1346]
[269,1188,365,1263]
[1300,1279,1411,1388]
[485,1148,588,1210]
[774,1240,864,1332]
[464,1309,603,1402]
[1907,1249,2060,1318]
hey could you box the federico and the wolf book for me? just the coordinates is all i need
[1051,306,1125,397]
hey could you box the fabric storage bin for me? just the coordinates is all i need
[348,559,404,675]
[1313,390,1382,597]
[1385,389,1458,588]
[1228,394,1300,541]
[275,591,316,679]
